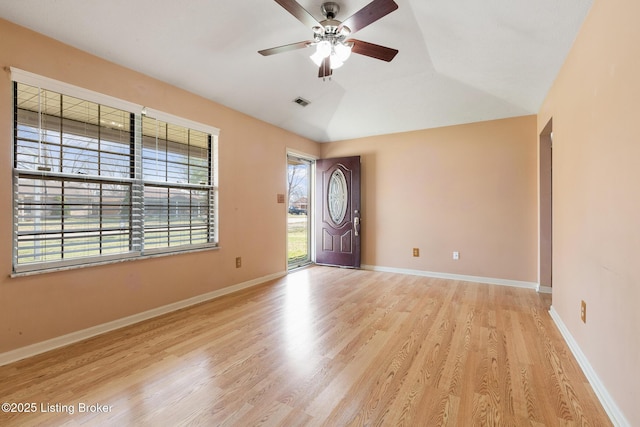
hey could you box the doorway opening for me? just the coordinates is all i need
[539,118,553,292]
[287,154,313,270]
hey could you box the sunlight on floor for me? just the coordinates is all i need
[283,270,317,373]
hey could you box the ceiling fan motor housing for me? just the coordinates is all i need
[318,2,345,37]
[321,2,340,20]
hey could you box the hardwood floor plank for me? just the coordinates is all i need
[0,267,611,426]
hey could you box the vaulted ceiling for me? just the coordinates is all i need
[0,0,593,142]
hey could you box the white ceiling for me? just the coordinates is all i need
[0,0,593,142]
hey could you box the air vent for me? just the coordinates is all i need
[293,97,310,107]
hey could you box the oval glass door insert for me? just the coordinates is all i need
[328,168,348,225]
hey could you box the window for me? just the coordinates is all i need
[12,69,219,274]
[141,116,214,251]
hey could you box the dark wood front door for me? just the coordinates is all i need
[315,156,361,268]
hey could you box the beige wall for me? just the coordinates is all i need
[538,0,639,423]
[321,116,538,283]
[0,18,320,353]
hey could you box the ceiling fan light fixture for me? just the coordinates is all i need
[310,50,325,66]
[311,39,334,66]
[316,40,332,58]
[334,41,352,62]
[329,55,344,69]
[312,39,351,68]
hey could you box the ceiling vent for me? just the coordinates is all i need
[293,97,310,107]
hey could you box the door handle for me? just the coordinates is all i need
[354,210,360,237]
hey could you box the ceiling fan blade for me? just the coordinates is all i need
[318,57,333,78]
[259,41,312,56]
[338,0,398,35]
[350,39,398,62]
[274,0,322,29]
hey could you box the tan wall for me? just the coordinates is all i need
[0,18,320,353]
[538,0,640,423]
[321,116,538,283]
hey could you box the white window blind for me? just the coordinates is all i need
[12,70,219,274]
[141,116,215,252]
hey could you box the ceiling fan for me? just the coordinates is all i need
[259,0,399,79]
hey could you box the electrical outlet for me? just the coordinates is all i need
[453,251,460,260]
[236,257,242,268]
[581,300,586,323]
[413,248,420,257]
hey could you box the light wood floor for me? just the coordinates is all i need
[0,266,611,426]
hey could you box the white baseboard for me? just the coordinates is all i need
[549,306,629,427]
[0,271,286,367]
[537,284,553,294]
[362,264,538,290]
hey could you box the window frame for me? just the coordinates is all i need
[11,68,220,275]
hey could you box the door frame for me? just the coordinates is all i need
[286,149,317,271]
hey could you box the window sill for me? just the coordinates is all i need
[10,245,220,278]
